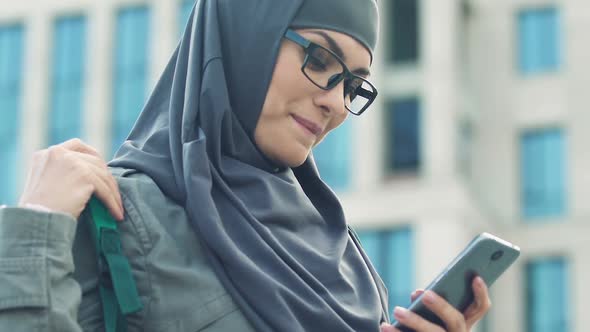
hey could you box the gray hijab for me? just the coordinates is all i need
[110,0,389,330]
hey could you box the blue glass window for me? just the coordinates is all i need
[388,0,420,63]
[387,97,421,172]
[112,6,150,155]
[357,227,414,310]
[518,7,561,74]
[179,0,195,36]
[526,258,569,332]
[521,129,566,219]
[313,119,351,190]
[49,16,86,145]
[0,25,24,205]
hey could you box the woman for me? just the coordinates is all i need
[0,0,490,331]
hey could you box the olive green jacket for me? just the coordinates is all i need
[0,168,255,331]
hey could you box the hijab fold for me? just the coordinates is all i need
[110,0,389,330]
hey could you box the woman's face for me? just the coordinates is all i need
[255,29,372,168]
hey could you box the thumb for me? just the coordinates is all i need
[411,289,425,302]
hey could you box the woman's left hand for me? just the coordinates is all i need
[380,276,491,332]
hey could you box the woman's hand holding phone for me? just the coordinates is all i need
[379,276,491,332]
[18,138,124,221]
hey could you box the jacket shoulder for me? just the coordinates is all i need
[74,167,252,331]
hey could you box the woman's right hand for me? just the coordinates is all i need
[18,138,124,221]
[380,277,491,332]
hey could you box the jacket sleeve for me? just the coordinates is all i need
[0,207,89,331]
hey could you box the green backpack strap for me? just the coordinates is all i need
[87,197,143,332]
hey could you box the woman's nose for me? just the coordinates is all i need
[315,80,346,116]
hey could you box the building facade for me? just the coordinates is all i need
[1,0,586,331]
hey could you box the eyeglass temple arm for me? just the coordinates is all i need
[356,87,373,98]
[284,29,311,49]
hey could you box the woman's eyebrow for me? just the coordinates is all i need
[308,30,346,60]
[308,30,371,77]
[353,68,371,77]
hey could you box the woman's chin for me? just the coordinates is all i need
[260,139,313,169]
[282,155,308,168]
[277,149,310,168]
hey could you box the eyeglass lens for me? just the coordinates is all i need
[303,45,374,114]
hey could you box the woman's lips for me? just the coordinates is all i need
[291,114,323,137]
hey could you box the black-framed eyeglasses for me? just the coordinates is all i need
[283,29,378,116]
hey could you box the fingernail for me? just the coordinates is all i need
[423,291,437,304]
[394,306,408,319]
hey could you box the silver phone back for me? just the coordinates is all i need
[393,232,520,331]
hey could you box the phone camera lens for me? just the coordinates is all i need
[491,250,504,261]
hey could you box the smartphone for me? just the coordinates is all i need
[392,232,520,332]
